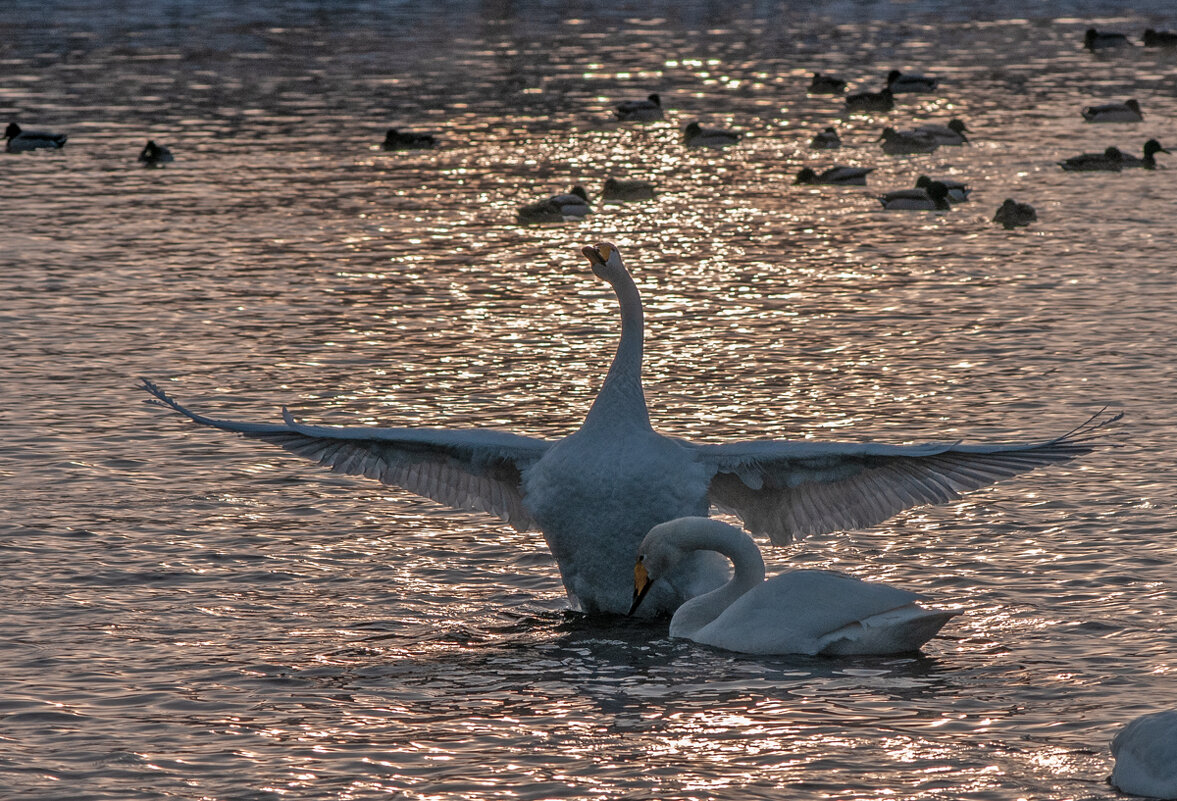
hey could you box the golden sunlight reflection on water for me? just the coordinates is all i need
[2,1,1177,799]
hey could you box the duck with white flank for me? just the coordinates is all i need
[880,181,951,210]
[845,88,894,112]
[5,122,67,152]
[614,93,663,122]
[683,121,740,148]
[138,140,174,167]
[631,517,957,656]
[1084,28,1130,50]
[601,178,655,202]
[993,199,1037,230]
[810,127,842,149]
[808,73,847,94]
[382,128,436,150]
[1059,146,1125,171]
[878,127,940,155]
[916,174,970,202]
[516,186,591,224]
[795,166,874,186]
[913,119,970,145]
[1082,99,1143,123]
[1119,139,1169,169]
[141,242,1119,617]
[886,70,938,93]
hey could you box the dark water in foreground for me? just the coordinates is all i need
[2,2,1176,799]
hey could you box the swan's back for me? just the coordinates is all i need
[686,569,951,656]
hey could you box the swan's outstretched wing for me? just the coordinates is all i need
[693,411,1121,544]
[140,379,551,530]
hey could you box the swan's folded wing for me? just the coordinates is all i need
[693,412,1120,544]
[141,379,551,530]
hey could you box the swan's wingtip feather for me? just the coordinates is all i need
[139,377,189,415]
[1052,406,1125,446]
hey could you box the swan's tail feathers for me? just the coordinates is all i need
[818,605,958,656]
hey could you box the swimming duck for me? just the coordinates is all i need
[382,128,436,150]
[138,140,174,167]
[683,121,741,148]
[809,127,842,149]
[845,88,894,112]
[913,119,970,145]
[630,517,958,656]
[614,93,663,122]
[1082,99,1143,123]
[1059,146,1125,171]
[794,166,875,186]
[515,186,591,224]
[601,178,655,201]
[878,127,940,155]
[886,70,938,93]
[808,73,847,94]
[879,181,951,210]
[915,174,970,202]
[1119,139,1170,169]
[993,199,1037,229]
[1143,28,1177,47]
[4,122,67,152]
[1110,710,1177,799]
[1085,28,1130,50]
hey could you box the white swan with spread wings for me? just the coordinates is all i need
[141,242,1118,616]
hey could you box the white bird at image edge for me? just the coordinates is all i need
[1111,710,1177,799]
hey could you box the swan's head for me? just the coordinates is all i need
[628,517,711,615]
[630,535,680,615]
[4,122,20,139]
[581,241,626,282]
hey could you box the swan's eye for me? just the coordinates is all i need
[598,243,613,261]
[637,554,644,562]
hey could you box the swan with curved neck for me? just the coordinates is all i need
[140,241,1118,617]
[631,517,956,655]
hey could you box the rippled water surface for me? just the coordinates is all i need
[3,2,1177,799]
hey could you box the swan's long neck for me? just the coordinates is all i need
[582,268,650,431]
[665,520,766,638]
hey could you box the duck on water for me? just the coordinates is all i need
[5,122,67,152]
[141,242,1120,616]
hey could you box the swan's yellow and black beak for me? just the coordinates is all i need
[581,242,613,266]
[628,558,653,616]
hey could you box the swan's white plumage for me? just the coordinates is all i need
[1111,710,1177,799]
[635,517,956,655]
[142,242,1118,616]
